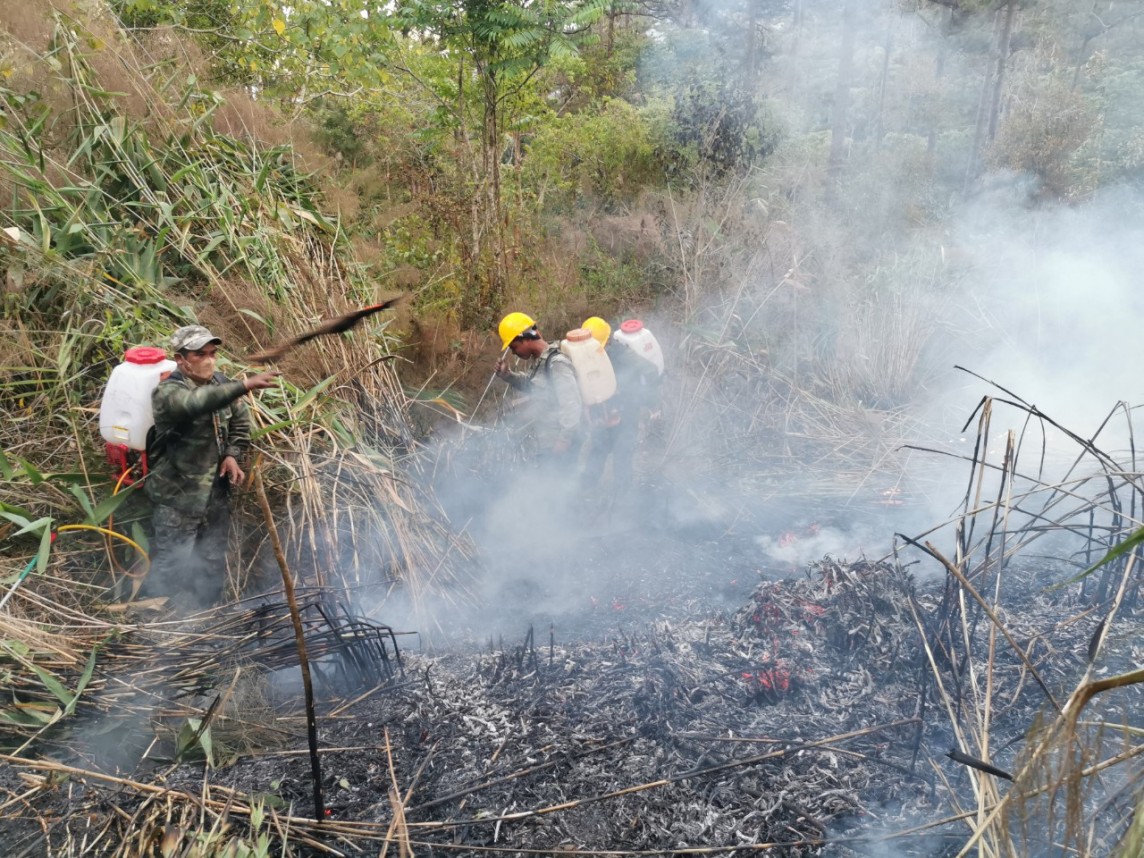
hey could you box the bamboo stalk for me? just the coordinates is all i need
[253,467,325,823]
[381,728,412,858]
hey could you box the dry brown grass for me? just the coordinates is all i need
[585,210,666,261]
[1,3,334,182]
[0,612,82,663]
[0,0,58,49]
[83,32,160,123]
[370,201,421,232]
[212,90,295,149]
[1,2,172,127]
[323,181,361,222]
[0,320,34,368]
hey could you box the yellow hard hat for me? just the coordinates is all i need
[497,312,537,350]
[581,316,611,346]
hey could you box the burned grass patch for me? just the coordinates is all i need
[5,547,1133,857]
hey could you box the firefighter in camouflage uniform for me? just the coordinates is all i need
[493,312,583,464]
[144,325,279,608]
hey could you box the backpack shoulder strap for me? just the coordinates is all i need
[543,345,563,374]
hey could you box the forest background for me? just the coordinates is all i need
[2,0,1144,609]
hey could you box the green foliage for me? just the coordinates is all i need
[175,716,215,767]
[667,81,776,177]
[575,244,652,303]
[0,443,142,603]
[521,98,662,208]
[381,0,612,322]
[0,511,53,577]
[393,0,608,72]
[0,21,339,420]
[0,450,112,579]
[111,0,233,32]
[988,79,1096,198]
[68,483,137,527]
[117,0,397,95]
[0,642,99,730]
[544,25,644,105]
[313,102,370,165]
[1121,793,1144,858]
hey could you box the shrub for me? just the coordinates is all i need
[521,99,664,210]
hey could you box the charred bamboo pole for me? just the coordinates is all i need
[0,754,372,847]
[253,467,325,822]
[898,534,1062,714]
[930,533,1060,711]
[945,747,1013,781]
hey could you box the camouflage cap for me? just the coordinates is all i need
[170,325,222,353]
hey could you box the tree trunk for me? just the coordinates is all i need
[874,17,893,148]
[458,60,507,328]
[927,8,950,159]
[744,0,760,84]
[1071,32,1094,91]
[485,69,505,286]
[469,64,505,326]
[963,69,991,191]
[963,14,996,192]
[987,0,1016,142]
[827,0,858,185]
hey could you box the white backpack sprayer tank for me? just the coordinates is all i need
[612,319,664,376]
[99,346,176,480]
[560,328,617,406]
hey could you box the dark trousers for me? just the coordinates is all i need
[146,483,231,609]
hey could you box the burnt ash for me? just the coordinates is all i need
[207,568,1096,854]
[1,525,1137,857]
[173,561,929,855]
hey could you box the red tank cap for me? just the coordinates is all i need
[565,328,593,342]
[620,319,644,334]
[124,346,169,365]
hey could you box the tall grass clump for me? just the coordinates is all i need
[897,388,1143,857]
[0,8,467,665]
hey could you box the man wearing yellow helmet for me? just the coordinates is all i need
[494,313,583,461]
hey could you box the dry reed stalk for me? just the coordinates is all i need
[901,390,1144,857]
[0,753,356,850]
[381,727,412,858]
[0,613,90,663]
[954,665,1144,858]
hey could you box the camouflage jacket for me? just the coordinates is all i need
[144,369,252,514]
[501,344,582,452]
